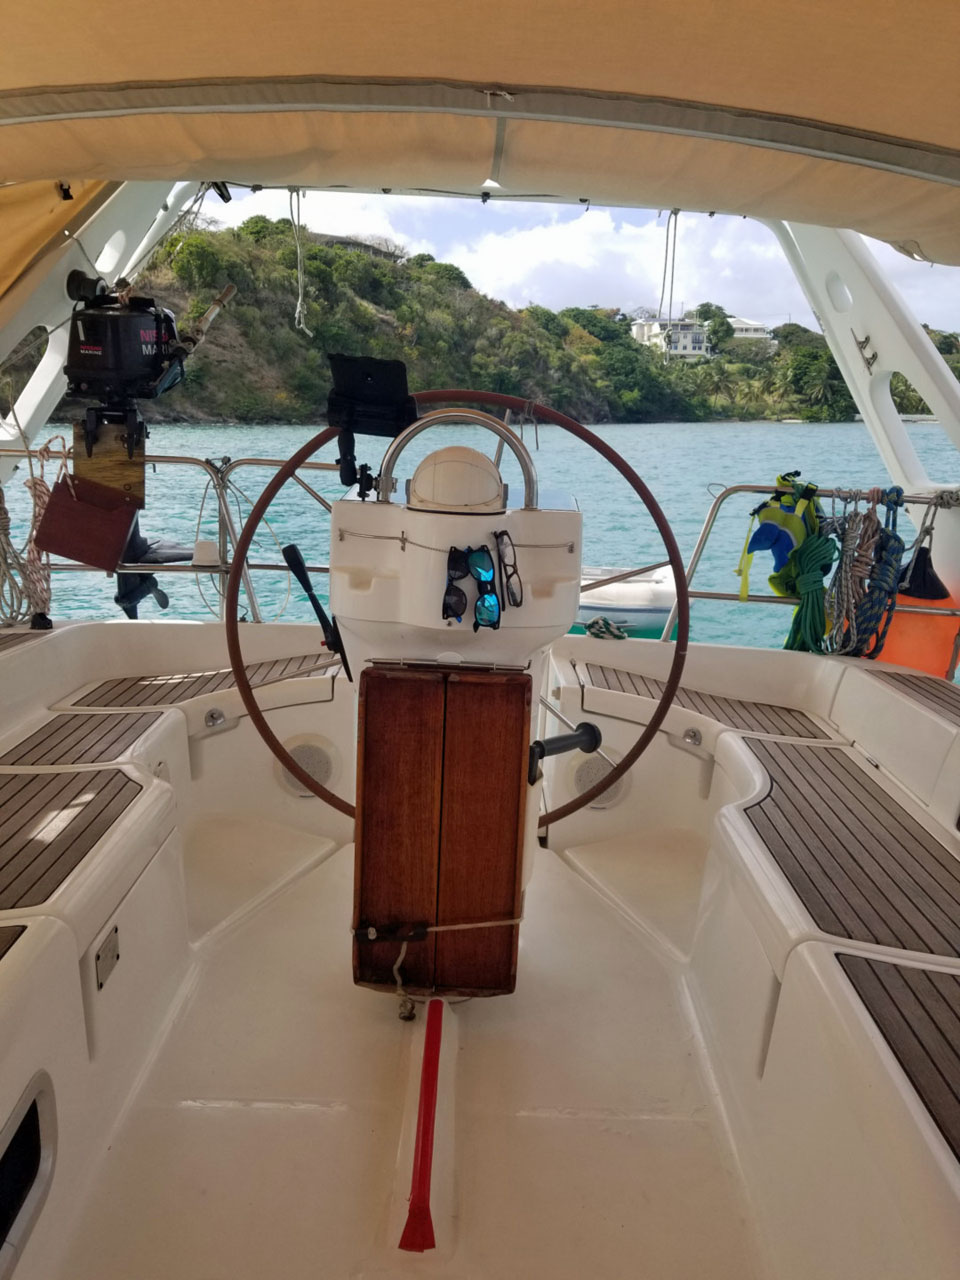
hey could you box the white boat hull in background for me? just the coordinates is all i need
[577,566,677,636]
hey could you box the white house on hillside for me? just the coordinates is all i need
[631,314,777,359]
[728,316,778,345]
[630,317,708,360]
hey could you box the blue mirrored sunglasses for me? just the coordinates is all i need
[442,545,500,630]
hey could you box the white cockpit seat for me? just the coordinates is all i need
[0,767,177,954]
[748,941,960,1280]
[710,732,960,981]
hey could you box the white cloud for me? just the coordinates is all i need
[865,239,960,332]
[445,210,815,324]
[208,189,437,258]
[207,189,960,334]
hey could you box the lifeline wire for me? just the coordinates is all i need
[192,472,292,621]
[657,209,680,360]
[289,189,314,337]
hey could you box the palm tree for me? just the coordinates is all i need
[890,372,929,415]
[803,360,840,405]
[771,363,794,406]
[706,361,735,409]
[687,363,714,399]
[756,365,778,398]
[735,379,761,416]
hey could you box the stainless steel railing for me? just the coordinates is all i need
[0,446,340,623]
[1,451,956,634]
[659,483,960,640]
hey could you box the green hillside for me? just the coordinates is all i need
[133,217,700,424]
[3,216,957,425]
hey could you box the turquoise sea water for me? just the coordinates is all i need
[5,419,959,651]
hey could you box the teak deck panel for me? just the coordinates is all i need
[584,663,828,738]
[73,654,329,707]
[353,669,445,990]
[435,672,530,993]
[0,711,162,766]
[839,954,960,1164]
[353,666,529,995]
[0,770,142,909]
[745,740,960,958]
[0,925,24,962]
[872,669,960,727]
[0,631,47,654]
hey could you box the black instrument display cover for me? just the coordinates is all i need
[326,354,418,438]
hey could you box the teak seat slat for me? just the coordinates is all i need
[872,670,960,726]
[0,632,47,654]
[74,654,329,707]
[839,955,960,1164]
[0,711,162,766]
[0,925,24,961]
[0,770,142,909]
[745,740,960,958]
[583,663,828,738]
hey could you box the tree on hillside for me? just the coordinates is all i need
[770,322,827,351]
[694,301,735,352]
[686,363,715,399]
[417,261,473,291]
[237,215,290,244]
[705,361,735,409]
[789,348,856,420]
[524,304,568,341]
[771,363,795,407]
[803,360,840,405]
[890,373,930,415]
[725,336,776,364]
[559,307,631,344]
[923,325,960,356]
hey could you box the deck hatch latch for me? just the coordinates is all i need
[355,922,430,943]
[95,925,120,990]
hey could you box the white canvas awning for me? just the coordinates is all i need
[1,0,959,299]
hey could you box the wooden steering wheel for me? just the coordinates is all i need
[224,392,690,827]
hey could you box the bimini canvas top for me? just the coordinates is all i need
[2,0,960,295]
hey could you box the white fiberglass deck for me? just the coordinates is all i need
[58,829,757,1280]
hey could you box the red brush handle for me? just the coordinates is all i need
[398,999,444,1252]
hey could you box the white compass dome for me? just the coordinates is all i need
[408,446,505,513]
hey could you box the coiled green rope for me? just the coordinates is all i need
[781,532,838,653]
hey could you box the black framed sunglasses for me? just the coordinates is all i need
[442,545,501,630]
[493,529,523,607]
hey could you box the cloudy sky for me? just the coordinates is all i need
[211,188,960,333]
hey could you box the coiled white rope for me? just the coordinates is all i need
[22,435,73,625]
[824,493,882,655]
[289,188,314,337]
[0,394,68,625]
[0,484,29,624]
[657,208,681,361]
